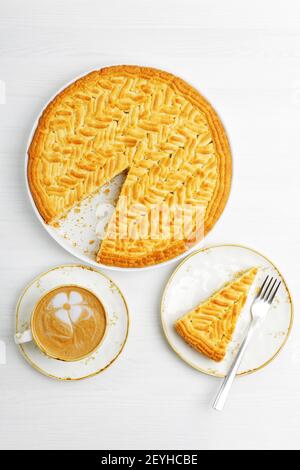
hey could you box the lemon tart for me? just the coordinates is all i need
[175,268,258,361]
[28,66,231,267]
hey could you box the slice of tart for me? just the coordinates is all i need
[175,267,258,362]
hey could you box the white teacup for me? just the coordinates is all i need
[15,284,108,362]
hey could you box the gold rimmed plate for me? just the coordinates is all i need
[161,244,293,377]
[15,264,129,380]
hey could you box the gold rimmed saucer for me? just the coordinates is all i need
[15,264,130,380]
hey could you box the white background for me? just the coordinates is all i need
[1,0,300,450]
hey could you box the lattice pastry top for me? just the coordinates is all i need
[28,66,231,267]
[175,268,258,361]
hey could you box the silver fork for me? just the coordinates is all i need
[213,274,281,412]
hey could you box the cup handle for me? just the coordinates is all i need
[14,329,33,344]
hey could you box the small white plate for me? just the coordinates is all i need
[15,264,129,380]
[161,244,293,377]
[24,68,230,272]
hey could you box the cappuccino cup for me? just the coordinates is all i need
[15,285,108,362]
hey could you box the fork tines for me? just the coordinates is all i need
[257,275,281,304]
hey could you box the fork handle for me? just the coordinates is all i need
[213,326,254,412]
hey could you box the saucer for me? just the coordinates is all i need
[15,264,129,380]
[161,244,293,377]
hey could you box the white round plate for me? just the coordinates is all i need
[161,244,293,377]
[16,265,129,380]
[24,68,230,271]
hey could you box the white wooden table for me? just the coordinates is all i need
[1,0,300,450]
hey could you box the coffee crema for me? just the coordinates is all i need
[32,285,107,361]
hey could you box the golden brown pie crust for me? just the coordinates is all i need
[28,65,232,267]
[175,268,258,362]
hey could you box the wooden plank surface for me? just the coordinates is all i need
[0,0,299,450]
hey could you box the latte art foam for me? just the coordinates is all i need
[32,286,107,361]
